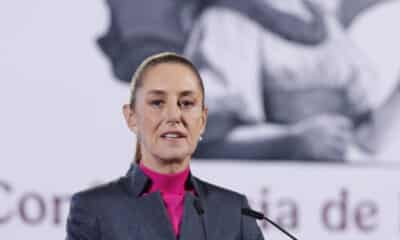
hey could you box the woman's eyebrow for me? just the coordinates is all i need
[146,89,166,96]
[180,90,196,97]
[146,89,197,97]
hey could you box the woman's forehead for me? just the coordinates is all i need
[140,62,201,92]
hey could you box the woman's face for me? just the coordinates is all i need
[124,62,207,165]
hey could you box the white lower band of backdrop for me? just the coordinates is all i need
[1,162,399,240]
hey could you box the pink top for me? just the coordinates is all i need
[140,164,190,237]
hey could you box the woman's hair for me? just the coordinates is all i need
[128,52,205,163]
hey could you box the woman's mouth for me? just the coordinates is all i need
[161,132,186,139]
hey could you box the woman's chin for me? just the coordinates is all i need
[156,149,191,163]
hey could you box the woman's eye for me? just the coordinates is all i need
[180,100,195,108]
[150,100,164,107]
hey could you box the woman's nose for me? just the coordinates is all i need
[165,102,182,123]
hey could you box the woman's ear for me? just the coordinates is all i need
[123,104,138,133]
[200,106,208,135]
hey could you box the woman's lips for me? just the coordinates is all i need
[160,131,187,139]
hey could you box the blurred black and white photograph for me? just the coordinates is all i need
[98,0,400,163]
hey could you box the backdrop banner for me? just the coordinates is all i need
[1,1,400,239]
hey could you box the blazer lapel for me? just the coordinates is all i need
[122,164,176,240]
[188,175,221,240]
[134,192,176,240]
[179,193,206,240]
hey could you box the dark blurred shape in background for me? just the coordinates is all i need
[97,0,212,82]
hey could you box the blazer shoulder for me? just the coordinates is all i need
[71,177,127,206]
[194,176,246,204]
[67,178,128,240]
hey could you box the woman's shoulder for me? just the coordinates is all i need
[193,176,247,203]
[70,177,127,206]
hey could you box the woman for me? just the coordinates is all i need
[66,52,264,240]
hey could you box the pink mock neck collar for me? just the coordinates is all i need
[139,163,190,195]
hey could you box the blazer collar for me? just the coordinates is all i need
[124,163,205,199]
[122,164,211,240]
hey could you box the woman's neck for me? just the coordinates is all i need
[139,163,190,194]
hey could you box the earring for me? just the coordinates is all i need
[199,136,203,141]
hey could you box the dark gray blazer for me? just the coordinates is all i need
[66,164,264,240]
